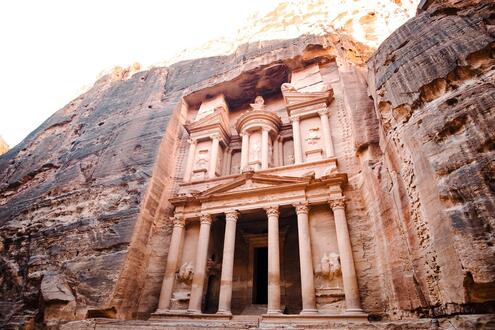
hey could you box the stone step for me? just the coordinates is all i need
[240,304,267,315]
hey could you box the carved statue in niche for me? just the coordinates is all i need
[268,141,273,165]
[170,261,195,309]
[315,252,341,287]
[216,148,223,174]
[206,256,221,276]
[250,96,265,111]
[195,149,209,169]
[287,154,294,165]
[305,127,321,145]
[177,261,194,284]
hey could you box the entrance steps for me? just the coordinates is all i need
[241,304,267,315]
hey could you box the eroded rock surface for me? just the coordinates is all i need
[366,0,495,317]
[0,0,494,329]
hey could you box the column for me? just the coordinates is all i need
[278,137,284,166]
[240,132,250,172]
[261,128,269,170]
[319,109,335,158]
[225,148,232,175]
[291,116,303,164]
[157,217,185,311]
[273,138,280,167]
[329,198,363,313]
[183,139,197,182]
[294,203,317,314]
[188,214,213,313]
[265,206,282,314]
[208,135,220,179]
[217,210,239,315]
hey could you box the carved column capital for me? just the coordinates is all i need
[211,133,221,141]
[294,202,310,215]
[290,115,301,123]
[172,216,186,228]
[188,138,198,145]
[329,198,346,210]
[265,206,279,218]
[225,210,239,223]
[200,213,213,225]
[318,109,330,117]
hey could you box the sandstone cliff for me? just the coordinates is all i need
[365,0,495,317]
[0,0,494,329]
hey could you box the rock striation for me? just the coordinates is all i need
[366,0,495,317]
[0,0,494,329]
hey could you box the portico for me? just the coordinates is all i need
[153,166,365,320]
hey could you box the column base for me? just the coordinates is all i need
[345,308,365,314]
[216,310,232,316]
[187,309,202,314]
[300,309,318,315]
[267,309,282,315]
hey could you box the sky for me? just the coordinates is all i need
[0,0,278,148]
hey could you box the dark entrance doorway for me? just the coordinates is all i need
[253,247,268,304]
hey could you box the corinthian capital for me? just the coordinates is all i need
[200,213,213,225]
[225,210,239,222]
[329,198,346,210]
[187,138,198,145]
[318,108,329,116]
[294,202,309,215]
[171,216,185,228]
[290,115,300,123]
[265,206,279,218]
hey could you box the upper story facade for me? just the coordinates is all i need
[177,61,342,198]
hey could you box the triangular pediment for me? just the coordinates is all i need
[198,172,310,199]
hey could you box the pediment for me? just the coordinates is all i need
[282,90,333,107]
[185,110,230,134]
[198,172,310,199]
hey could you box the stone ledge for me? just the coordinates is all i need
[149,311,232,321]
[261,312,369,323]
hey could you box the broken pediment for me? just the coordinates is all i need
[281,84,334,108]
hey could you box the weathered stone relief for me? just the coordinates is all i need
[195,149,209,169]
[177,262,194,284]
[306,127,321,145]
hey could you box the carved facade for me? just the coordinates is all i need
[151,62,367,323]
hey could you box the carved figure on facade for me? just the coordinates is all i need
[287,154,295,165]
[177,262,194,284]
[195,149,209,169]
[250,96,265,111]
[253,143,261,161]
[318,252,341,281]
[206,256,221,276]
[306,127,321,145]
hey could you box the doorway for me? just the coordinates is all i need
[252,247,268,304]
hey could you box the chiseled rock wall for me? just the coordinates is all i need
[365,0,495,317]
[0,35,356,329]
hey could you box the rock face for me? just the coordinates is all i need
[366,0,495,317]
[0,1,494,329]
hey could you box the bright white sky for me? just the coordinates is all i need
[0,0,278,147]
